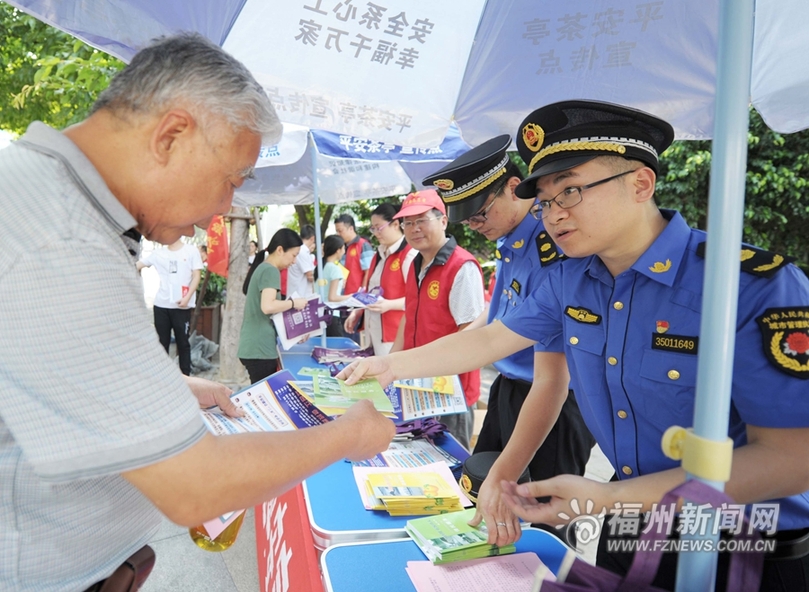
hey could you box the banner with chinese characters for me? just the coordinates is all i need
[14,0,809,144]
[222,0,487,148]
[206,215,229,277]
[255,486,324,592]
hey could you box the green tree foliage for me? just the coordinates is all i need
[0,2,124,134]
[657,109,809,273]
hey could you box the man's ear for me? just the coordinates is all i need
[150,109,196,165]
[633,167,657,204]
[506,175,522,200]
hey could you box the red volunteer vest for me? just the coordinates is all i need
[343,236,370,294]
[365,242,411,342]
[404,241,482,406]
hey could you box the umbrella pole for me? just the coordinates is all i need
[674,1,754,590]
[310,132,328,348]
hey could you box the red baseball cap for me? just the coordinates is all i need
[393,189,446,219]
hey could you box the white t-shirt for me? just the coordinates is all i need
[286,242,315,297]
[140,243,204,309]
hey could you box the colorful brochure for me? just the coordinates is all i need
[199,370,330,538]
[272,294,326,351]
[388,375,468,421]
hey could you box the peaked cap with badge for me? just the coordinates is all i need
[422,134,513,223]
[513,100,675,199]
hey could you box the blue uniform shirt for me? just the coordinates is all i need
[488,213,564,382]
[502,210,809,530]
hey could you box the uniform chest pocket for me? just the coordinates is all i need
[564,321,606,356]
[638,349,698,428]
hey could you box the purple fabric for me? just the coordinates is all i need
[542,480,763,592]
[395,418,447,444]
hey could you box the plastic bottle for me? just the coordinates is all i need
[188,511,246,552]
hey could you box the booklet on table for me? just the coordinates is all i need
[406,509,516,565]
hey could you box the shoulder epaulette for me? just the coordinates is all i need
[696,242,793,278]
[536,231,567,267]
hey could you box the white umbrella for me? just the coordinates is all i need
[6,0,809,146]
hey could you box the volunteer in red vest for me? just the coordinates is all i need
[390,190,485,450]
[344,202,417,355]
[334,213,374,294]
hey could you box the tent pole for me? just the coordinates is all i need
[310,132,328,348]
[674,0,754,590]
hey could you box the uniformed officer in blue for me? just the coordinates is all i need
[338,99,809,589]
[423,136,594,532]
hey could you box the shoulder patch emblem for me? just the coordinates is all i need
[511,238,525,250]
[349,247,357,257]
[427,280,440,300]
[649,259,671,273]
[390,258,401,272]
[696,242,793,278]
[495,248,502,260]
[565,306,602,324]
[757,307,809,379]
[511,279,521,296]
[536,232,567,267]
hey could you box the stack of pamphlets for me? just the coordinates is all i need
[352,462,472,513]
[311,345,375,365]
[351,438,463,471]
[406,509,516,564]
[363,470,463,516]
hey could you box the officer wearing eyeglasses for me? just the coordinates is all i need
[339,100,809,590]
[423,137,595,534]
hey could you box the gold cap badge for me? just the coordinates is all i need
[433,179,454,191]
[522,123,544,152]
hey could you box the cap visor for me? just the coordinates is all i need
[393,204,435,219]
[446,194,489,224]
[514,154,599,199]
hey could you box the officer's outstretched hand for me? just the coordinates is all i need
[336,356,395,388]
[336,399,396,461]
[500,475,609,527]
[468,476,521,546]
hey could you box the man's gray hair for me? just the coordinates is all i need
[92,32,281,144]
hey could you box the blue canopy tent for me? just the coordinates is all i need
[8,1,809,588]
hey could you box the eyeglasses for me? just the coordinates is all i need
[462,194,498,226]
[530,169,639,220]
[402,216,441,230]
[369,221,392,234]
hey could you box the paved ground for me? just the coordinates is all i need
[143,358,614,590]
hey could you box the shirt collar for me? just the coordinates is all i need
[17,122,137,233]
[585,209,689,286]
[631,210,689,286]
[379,235,406,257]
[413,235,456,278]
